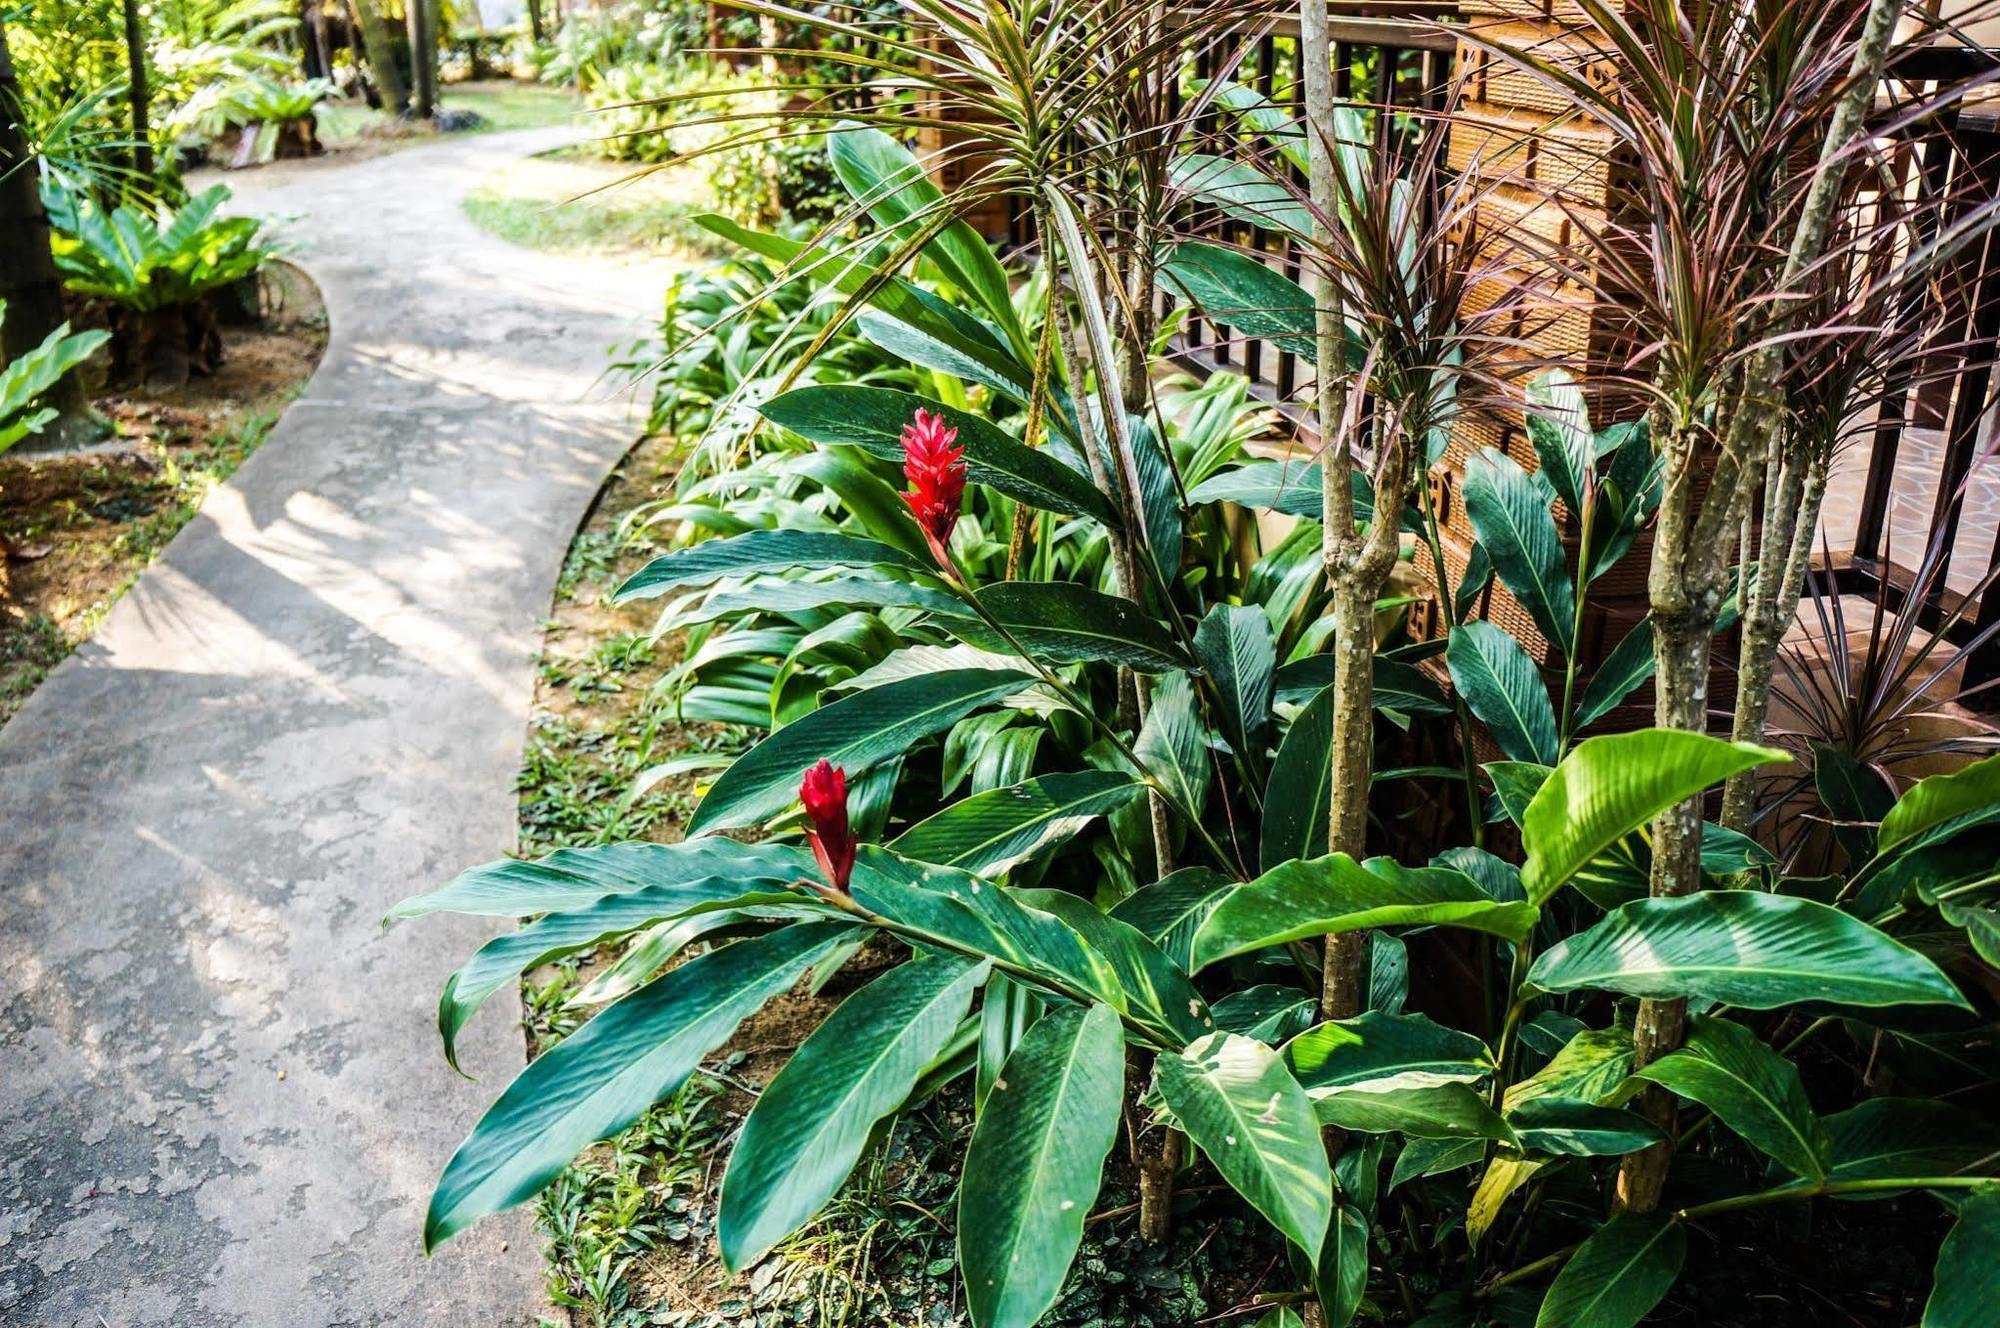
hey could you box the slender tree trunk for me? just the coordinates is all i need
[1720,449,1827,829]
[0,27,103,453]
[348,0,408,113]
[121,0,155,181]
[302,0,332,81]
[526,0,545,44]
[406,0,436,119]
[1617,0,1907,1214]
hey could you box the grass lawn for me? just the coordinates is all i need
[314,79,584,154]
[462,150,724,258]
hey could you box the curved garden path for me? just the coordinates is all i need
[0,126,671,1325]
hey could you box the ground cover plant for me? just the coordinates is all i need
[399,2,2000,1325]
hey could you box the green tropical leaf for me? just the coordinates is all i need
[1507,1098,1663,1157]
[1213,986,1319,1042]
[1168,153,1314,236]
[848,850,1128,1028]
[1633,1016,1827,1180]
[1160,241,1316,356]
[951,582,1191,672]
[1192,855,1539,972]
[1523,371,1593,516]
[690,669,1034,833]
[1924,1186,2000,1327]
[1572,619,1655,731]
[1189,458,1326,518]
[1156,1032,1333,1252]
[1535,1211,1686,1328]
[1528,892,1970,1009]
[761,385,1114,522]
[1486,761,1553,826]
[1447,621,1558,765]
[829,125,1020,344]
[1880,752,2000,856]
[1018,889,1215,1046]
[1272,653,1450,713]
[1262,681,1338,870]
[1463,450,1577,657]
[1520,729,1789,903]
[613,529,932,603]
[436,876,806,1070]
[1315,1202,1371,1328]
[391,839,811,920]
[425,922,855,1250]
[1108,867,1235,970]
[891,772,1141,876]
[1136,672,1210,821]
[1198,602,1278,757]
[960,1004,1126,1328]
[1285,1011,1494,1096]
[1314,1082,1515,1141]
[720,955,988,1269]
[1824,1099,2000,1184]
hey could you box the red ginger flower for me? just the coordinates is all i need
[899,408,966,568]
[800,758,856,892]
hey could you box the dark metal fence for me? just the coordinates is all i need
[1825,46,2000,693]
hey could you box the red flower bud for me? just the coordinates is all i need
[899,408,966,567]
[800,758,855,892]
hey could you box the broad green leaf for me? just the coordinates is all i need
[1156,1032,1333,1253]
[1447,622,1558,766]
[1161,241,1316,356]
[1314,1082,1515,1141]
[1391,1137,1486,1187]
[685,575,964,626]
[1193,855,1539,972]
[1881,752,2000,856]
[1272,653,1451,713]
[1198,602,1277,757]
[1213,986,1319,1042]
[1528,892,1970,1009]
[1169,153,1314,236]
[425,923,853,1250]
[1507,1098,1663,1157]
[891,772,1141,876]
[1315,1202,1371,1328]
[1524,370,1592,515]
[951,582,1191,672]
[1535,1211,1686,1328]
[1572,618,1655,731]
[829,125,1019,344]
[690,669,1034,833]
[761,386,1114,522]
[1469,1153,1547,1244]
[855,310,1063,432]
[1253,1311,1307,1328]
[1824,1098,2000,1184]
[1485,760,1553,826]
[1924,1187,2000,1327]
[720,955,988,1269]
[1463,451,1576,658]
[976,974,1042,1114]
[615,529,929,603]
[848,850,1126,1027]
[1520,729,1789,903]
[392,839,812,920]
[437,876,806,1070]
[1189,458,1325,518]
[1261,681,1338,871]
[691,214,1036,417]
[1136,671,1210,821]
[1635,1016,1827,1179]
[1285,1011,1494,1096]
[1108,867,1235,970]
[960,1004,1125,1328]
[1018,888,1216,1046]
[1505,1027,1634,1111]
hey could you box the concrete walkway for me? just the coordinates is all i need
[0,127,671,1325]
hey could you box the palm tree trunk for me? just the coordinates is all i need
[406,0,436,119]
[347,0,408,114]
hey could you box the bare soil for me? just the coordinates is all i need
[0,261,327,727]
